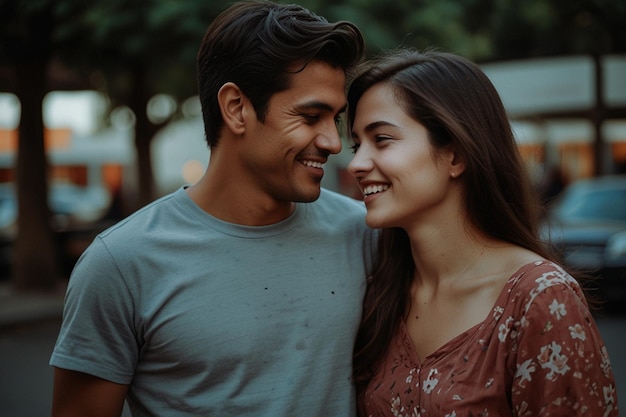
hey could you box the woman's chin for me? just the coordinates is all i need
[365,213,387,229]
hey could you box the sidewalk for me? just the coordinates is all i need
[0,281,66,330]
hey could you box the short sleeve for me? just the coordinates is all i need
[510,268,618,416]
[49,237,139,384]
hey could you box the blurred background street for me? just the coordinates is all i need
[0,312,623,416]
[0,318,130,417]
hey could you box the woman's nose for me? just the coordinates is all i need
[347,145,373,177]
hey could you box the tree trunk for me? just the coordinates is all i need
[12,60,61,291]
[129,68,156,209]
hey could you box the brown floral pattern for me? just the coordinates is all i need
[360,261,619,417]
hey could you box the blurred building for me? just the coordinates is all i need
[482,54,626,189]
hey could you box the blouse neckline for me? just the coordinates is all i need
[400,260,544,366]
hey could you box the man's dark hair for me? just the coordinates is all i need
[197,0,365,148]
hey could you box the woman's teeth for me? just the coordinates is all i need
[363,184,389,197]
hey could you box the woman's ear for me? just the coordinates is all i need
[446,146,466,178]
[217,82,247,135]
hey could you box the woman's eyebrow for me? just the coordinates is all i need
[364,120,398,133]
[351,120,399,140]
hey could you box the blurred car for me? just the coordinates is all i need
[0,181,112,277]
[541,174,626,310]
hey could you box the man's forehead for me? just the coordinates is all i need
[273,61,348,111]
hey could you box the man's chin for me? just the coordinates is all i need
[294,188,322,203]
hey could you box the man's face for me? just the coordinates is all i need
[240,61,347,203]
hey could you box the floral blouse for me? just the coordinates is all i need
[360,261,619,417]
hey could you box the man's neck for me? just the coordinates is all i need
[185,172,295,226]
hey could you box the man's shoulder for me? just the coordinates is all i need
[99,190,183,240]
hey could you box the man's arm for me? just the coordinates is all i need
[51,368,129,417]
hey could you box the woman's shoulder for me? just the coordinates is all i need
[502,259,588,317]
[510,260,578,291]
[486,243,576,293]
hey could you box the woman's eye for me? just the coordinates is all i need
[375,135,393,143]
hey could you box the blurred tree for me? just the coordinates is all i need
[0,0,224,289]
[316,0,625,62]
[484,0,626,60]
[308,0,494,60]
[55,0,223,209]
[0,0,61,290]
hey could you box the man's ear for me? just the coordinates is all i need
[217,82,247,135]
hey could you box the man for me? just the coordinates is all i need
[50,1,375,416]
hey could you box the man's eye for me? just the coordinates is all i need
[303,114,320,123]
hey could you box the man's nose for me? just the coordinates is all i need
[315,123,342,155]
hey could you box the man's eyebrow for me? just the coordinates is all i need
[296,101,347,115]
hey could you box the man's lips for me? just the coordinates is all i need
[298,158,327,181]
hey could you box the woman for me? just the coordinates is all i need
[348,49,618,417]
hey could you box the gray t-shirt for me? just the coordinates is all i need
[50,187,376,416]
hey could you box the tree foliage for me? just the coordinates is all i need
[311,0,626,62]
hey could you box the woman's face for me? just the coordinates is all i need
[348,82,456,230]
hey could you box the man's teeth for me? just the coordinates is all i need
[363,184,389,196]
[303,160,323,168]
